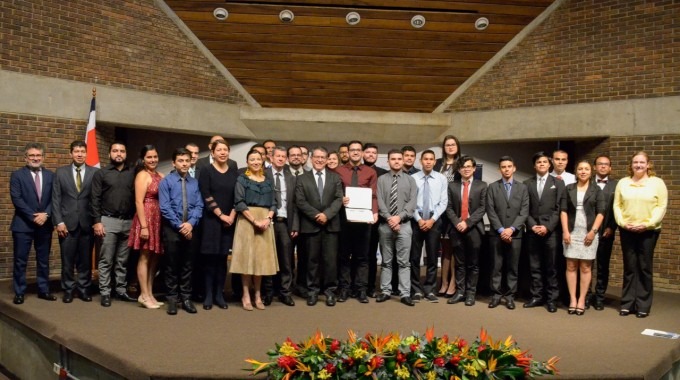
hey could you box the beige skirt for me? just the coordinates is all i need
[229,207,278,276]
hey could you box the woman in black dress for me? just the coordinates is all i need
[198,139,238,310]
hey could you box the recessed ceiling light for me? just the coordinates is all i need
[213,8,228,21]
[411,15,425,29]
[475,17,489,30]
[279,9,294,23]
[346,12,360,25]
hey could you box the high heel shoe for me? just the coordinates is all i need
[568,307,576,315]
[242,302,253,311]
[575,308,585,316]
[255,300,265,310]
[139,297,160,309]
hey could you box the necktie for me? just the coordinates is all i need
[275,172,282,206]
[75,167,82,193]
[461,181,470,220]
[34,170,41,203]
[295,170,301,176]
[597,178,607,184]
[316,171,324,199]
[189,167,196,178]
[504,182,511,200]
[538,177,544,200]
[422,176,431,220]
[389,174,398,216]
[351,166,359,186]
[181,176,188,222]
[556,175,562,181]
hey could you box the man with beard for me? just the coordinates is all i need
[287,145,307,176]
[338,143,350,166]
[287,145,309,297]
[401,146,420,175]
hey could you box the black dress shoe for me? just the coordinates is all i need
[38,292,57,301]
[326,295,336,307]
[116,292,137,302]
[376,293,390,303]
[358,291,369,304]
[167,301,178,315]
[447,293,465,305]
[400,297,415,307]
[78,291,92,302]
[279,295,295,306]
[307,294,318,306]
[636,312,649,318]
[488,297,500,308]
[263,295,273,306]
[506,298,516,310]
[546,302,557,313]
[337,289,349,303]
[215,299,228,309]
[13,294,24,305]
[594,301,605,311]
[101,295,111,307]
[523,298,544,308]
[464,296,475,306]
[182,300,197,314]
[63,293,74,303]
[203,304,213,310]
[619,309,630,316]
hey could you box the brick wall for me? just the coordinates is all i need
[0,113,116,280]
[447,0,679,112]
[0,0,248,104]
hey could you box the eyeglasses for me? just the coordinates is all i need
[595,162,610,166]
[27,154,43,158]
[444,144,457,148]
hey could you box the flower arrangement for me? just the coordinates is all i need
[246,327,559,379]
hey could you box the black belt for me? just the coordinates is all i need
[102,214,132,220]
[275,217,287,222]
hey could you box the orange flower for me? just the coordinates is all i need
[425,326,435,343]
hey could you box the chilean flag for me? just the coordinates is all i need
[85,91,100,167]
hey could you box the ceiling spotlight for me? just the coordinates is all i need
[213,8,228,21]
[279,9,294,23]
[411,15,425,29]
[475,17,489,30]
[346,12,360,25]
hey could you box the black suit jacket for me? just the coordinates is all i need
[562,182,606,232]
[295,170,343,233]
[196,156,237,179]
[10,166,54,233]
[598,178,618,232]
[268,167,300,232]
[446,179,487,236]
[52,164,98,232]
[486,179,529,238]
[524,175,565,233]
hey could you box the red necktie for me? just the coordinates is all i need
[461,181,470,220]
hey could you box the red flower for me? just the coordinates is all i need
[410,344,418,352]
[449,355,461,366]
[330,339,341,352]
[442,334,449,343]
[370,356,384,368]
[361,342,369,350]
[397,352,406,363]
[325,363,336,374]
[344,357,355,366]
[477,344,487,353]
[457,339,467,349]
[284,338,299,350]
[433,357,445,367]
[277,356,297,369]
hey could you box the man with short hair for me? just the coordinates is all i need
[300,145,313,171]
[287,145,308,297]
[10,142,55,304]
[184,142,204,301]
[550,149,575,185]
[591,154,618,310]
[196,135,238,172]
[401,146,420,175]
[523,152,565,313]
[295,147,344,307]
[486,156,529,310]
[185,143,200,179]
[287,145,307,176]
[338,143,350,165]
[362,142,387,297]
[335,140,378,303]
[263,139,276,168]
[410,150,447,303]
[91,142,137,307]
[375,150,417,306]
[52,140,98,303]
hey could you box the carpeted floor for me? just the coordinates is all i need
[1,279,679,379]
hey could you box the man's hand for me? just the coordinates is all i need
[93,223,105,237]
[56,223,68,238]
[33,212,48,226]
[532,225,548,236]
[315,213,328,225]
[455,220,468,233]
[179,222,193,237]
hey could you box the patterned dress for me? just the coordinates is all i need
[563,191,598,260]
[128,172,163,255]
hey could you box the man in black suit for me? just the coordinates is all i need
[10,142,56,304]
[362,143,387,297]
[52,140,98,303]
[195,135,238,174]
[263,146,299,306]
[486,156,529,310]
[523,152,566,313]
[591,154,618,310]
[446,155,487,306]
[295,147,344,307]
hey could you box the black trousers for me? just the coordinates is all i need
[593,233,615,302]
[452,227,482,297]
[339,222,370,292]
[620,229,659,313]
[489,235,522,299]
[410,219,441,296]
[263,220,294,297]
[59,226,93,294]
[366,223,380,294]
[526,231,560,302]
[162,224,194,301]
[303,230,338,296]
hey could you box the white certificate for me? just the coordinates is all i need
[345,208,375,223]
[345,187,373,223]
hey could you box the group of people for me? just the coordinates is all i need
[10,135,667,318]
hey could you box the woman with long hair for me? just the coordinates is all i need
[229,150,278,310]
[434,135,462,297]
[560,160,605,315]
[613,151,667,318]
[128,145,164,309]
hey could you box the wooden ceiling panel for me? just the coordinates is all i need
[166,0,555,112]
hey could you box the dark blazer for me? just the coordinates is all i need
[598,178,618,232]
[268,166,300,232]
[446,179,487,236]
[52,164,97,232]
[433,158,461,182]
[562,182,606,232]
[486,179,529,238]
[10,167,54,233]
[295,170,343,233]
[524,175,565,233]
[196,156,237,178]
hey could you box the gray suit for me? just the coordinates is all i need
[52,164,98,294]
[486,179,529,299]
